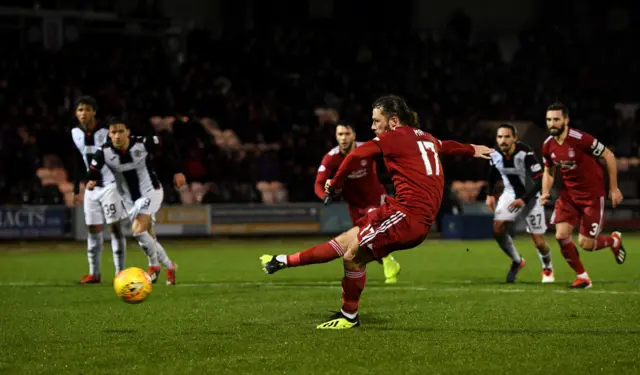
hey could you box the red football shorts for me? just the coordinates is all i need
[355,202,430,260]
[551,196,606,238]
[348,206,377,226]
[348,194,386,225]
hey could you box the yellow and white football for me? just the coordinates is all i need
[113,267,152,304]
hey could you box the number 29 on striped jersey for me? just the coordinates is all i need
[417,141,440,176]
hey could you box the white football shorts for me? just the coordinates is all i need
[125,188,164,223]
[83,183,128,226]
[494,192,547,234]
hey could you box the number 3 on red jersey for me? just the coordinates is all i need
[417,141,440,176]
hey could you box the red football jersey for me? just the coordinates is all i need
[315,142,385,209]
[332,127,473,225]
[372,127,445,221]
[542,127,606,203]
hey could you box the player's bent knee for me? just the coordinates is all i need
[531,234,546,248]
[334,226,360,252]
[578,236,595,251]
[492,221,507,235]
[554,224,572,240]
[88,224,103,233]
[343,258,361,271]
[131,215,151,235]
[534,241,547,251]
[353,247,374,266]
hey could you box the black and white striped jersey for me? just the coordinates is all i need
[88,136,163,201]
[71,124,115,192]
[488,142,543,202]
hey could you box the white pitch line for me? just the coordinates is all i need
[1,281,639,295]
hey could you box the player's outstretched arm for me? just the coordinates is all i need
[601,147,623,207]
[470,145,494,159]
[330,141,381,191]
[440,140,494,159]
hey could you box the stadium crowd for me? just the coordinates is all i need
[1,5,639,206]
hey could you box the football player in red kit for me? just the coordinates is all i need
[540,102,626,289]
[260,95,494,328]
[314,121,401,284]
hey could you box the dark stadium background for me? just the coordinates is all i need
[2,0,637,209]
[1,2,640,375]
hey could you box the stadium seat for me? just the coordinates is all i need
[51,168,68,184]
[179,188,195,204]
[36,168,50,180]
[450,180,486,203]
[191,182,210,203]
[37,168,58,186]
[36,168,53,184]
[58,182,74,194]
[63,192,75,207]
[256,181,275,204]
[271,181,288,203]
[617,158,629,171]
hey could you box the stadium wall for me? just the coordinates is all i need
[2,201,639,240]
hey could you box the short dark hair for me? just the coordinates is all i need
[547,102,569,118]
[74,96,98,111]
[107,116,127,128]
[372,95,415,126]
[497,123,517,137]
[336,121,355,132]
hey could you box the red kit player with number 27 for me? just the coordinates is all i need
[260,95,494,329]
[541,102,627,289]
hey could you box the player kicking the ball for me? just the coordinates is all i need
[541,102,626,289]
[87,119,186,285]
[315,121,401,284]
[486,123,554,283]
[260,95,493,328]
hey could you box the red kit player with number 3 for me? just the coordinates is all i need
[259,95,494,329]
[541,102,627,289]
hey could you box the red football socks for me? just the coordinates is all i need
[342,263,366,315]
[593,235,613,250]
[286,239,344,267]
[558,238,585,274]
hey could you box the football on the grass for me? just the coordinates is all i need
[113,267,152,304]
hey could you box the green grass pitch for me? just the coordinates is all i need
[0,235,639,375]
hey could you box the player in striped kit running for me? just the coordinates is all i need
[87,119,185,285]
[485,124,554,283]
